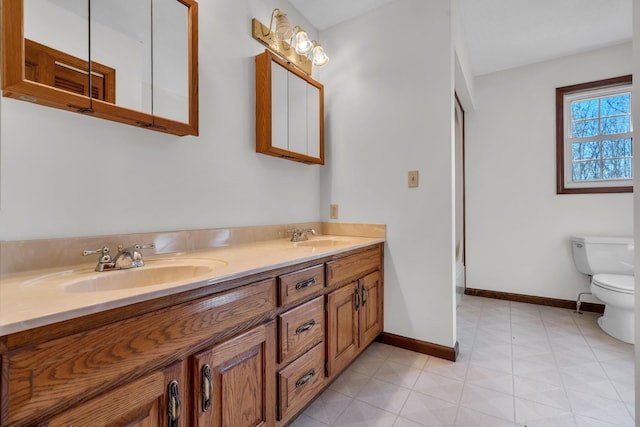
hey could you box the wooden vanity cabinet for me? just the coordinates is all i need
[326,250,383,378]
[192,322,276,427]
[0,279,276,426]
[275,266,327,423]
[38,360,187,427]
[0,243,384,427]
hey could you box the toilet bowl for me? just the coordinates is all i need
[571,236,634,344]
[590,274,634,344]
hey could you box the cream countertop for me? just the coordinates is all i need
[0,235,383,336]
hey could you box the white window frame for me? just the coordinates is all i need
[556,76,633,194]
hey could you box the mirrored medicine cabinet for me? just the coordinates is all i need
[1,0,198,136]
[256,50,324,165]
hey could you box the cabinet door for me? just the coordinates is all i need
[326,283,359,378]
[192,322,276,427]
[359,271,383,347]
[40,360,187,427]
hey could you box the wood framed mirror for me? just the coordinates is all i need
[1,0,198,136]
[256,50,324,165]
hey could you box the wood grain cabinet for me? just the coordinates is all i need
[0,243,384,427]
[39,360,187,427]
[275,267,327,423]
[326,250,383,378]
[192,322,276,427]
[256,50,324,165]
[0,279,276,426]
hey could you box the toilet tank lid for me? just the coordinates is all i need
[572,236,634,245]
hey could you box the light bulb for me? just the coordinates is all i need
[312,44,329,67]
[274,11,293,41]
[294,30,313,55]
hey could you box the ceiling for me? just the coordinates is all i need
[288,0,632,76]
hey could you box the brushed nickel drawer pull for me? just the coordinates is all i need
[296,319,316,335]
[354,287,360,311]
[201,364,212,412]
[361,285,368,306]
[295,278,316,290]
[296,368,316,388]
[168,379,181,427]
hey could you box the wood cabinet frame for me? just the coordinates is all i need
[1,0,199,136]
[256,50,324,165]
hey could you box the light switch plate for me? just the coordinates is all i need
[408,170,419,188]
[330,204,339,219]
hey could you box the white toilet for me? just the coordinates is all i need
[571,236,635,344]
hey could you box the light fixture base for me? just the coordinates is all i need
[252,18,312,75]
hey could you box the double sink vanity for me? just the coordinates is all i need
[0,224,385,426]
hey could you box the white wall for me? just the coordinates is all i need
[0,0,322,240]
[319,0,457,347]
[466,44,634,303]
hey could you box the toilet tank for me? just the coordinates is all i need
[571,236,634,275]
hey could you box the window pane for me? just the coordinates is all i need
[572,141,600,160]
[602,138,632,159]
[571,99,599,120]
[572,119,599,137]
[572,160,601,181]
[600,94,630,117]
[600,116,630,135]
[602,159,632,179]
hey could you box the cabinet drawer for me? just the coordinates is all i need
[278,342,325,420]
[278,296,324,364]
[278,264,324,306]
[326,246,381,288]
[1,279,276,426]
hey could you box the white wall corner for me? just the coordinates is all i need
[451,0,476,111]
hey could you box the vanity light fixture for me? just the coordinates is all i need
[252,8,329,75]
[293,27,313,55]
[272,9,294,41]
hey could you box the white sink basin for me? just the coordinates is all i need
[64,264,217,293]
[22,258,227,293]
[294,238,351,248]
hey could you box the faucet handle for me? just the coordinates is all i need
[82,247,114,271]
[137,243,155,250]
[83,247,111,260]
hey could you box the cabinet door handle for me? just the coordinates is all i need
[168,380,181,427]
[295,368,316,388]
[201,364,213,412]
[296,319,316,335]
[361,285,368,306]
[295,278,316,290]
[354,287,360,311]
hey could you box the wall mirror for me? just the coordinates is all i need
[256,50,324,165]
[1,0,198,136]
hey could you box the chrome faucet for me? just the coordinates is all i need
[83,244,155,272]
[289,228,317,242]
[113,244,155,269]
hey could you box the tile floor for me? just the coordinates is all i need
[290,295,636,426]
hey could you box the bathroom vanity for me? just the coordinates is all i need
[0,236,383,426]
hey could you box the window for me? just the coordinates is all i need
[556,75,633,194]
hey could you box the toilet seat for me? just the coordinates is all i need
[592,274,634,294]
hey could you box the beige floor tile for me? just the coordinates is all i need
[355,378,411,414]
[460,383,515,421]
[290,296,636,426]
[332,400,398,427]
[399,390,459,427]
[454,407,515,427]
